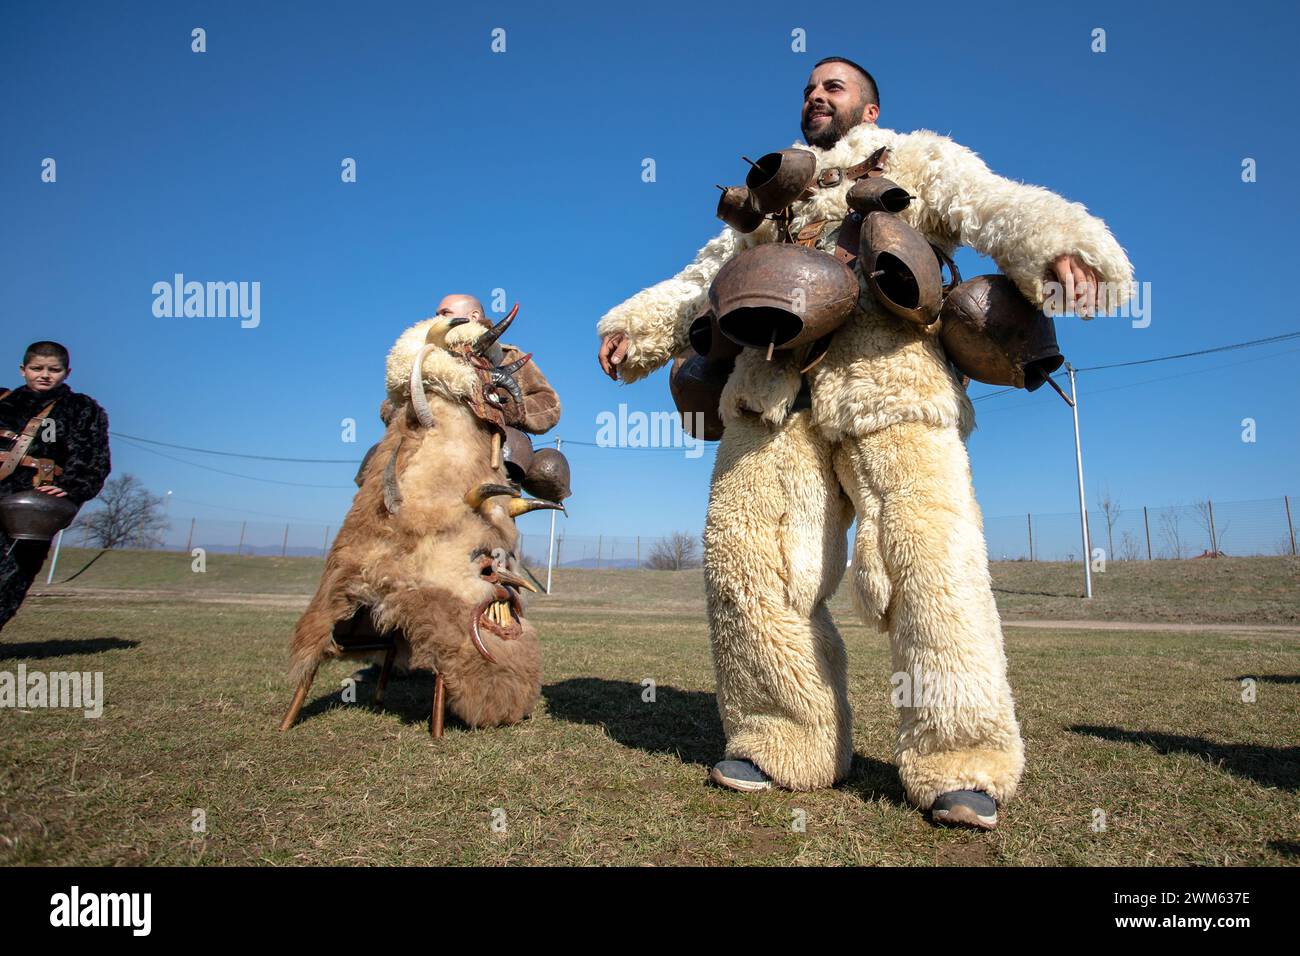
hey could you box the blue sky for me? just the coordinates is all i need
[3,0,1297,541]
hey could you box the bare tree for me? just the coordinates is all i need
[74,474,169,549]
[1097,486,1122,561]
[1118,530,1141,562]
[645,531,702,570]
[1192,499,1228,556]
[1158,508,1187,559]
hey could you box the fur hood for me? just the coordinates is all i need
[384,318,487,407]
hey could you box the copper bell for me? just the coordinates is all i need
[710,243,859,351]
[845,177,912,216]
[744,149,818,214]
[715,186,765,234]
[688,310,742,362]
[860,211,943,326]
[939,275,1064,390]
[521,448,571,502]
[669,351,730,442]
[501,426,534,483]
[0,490,80,542]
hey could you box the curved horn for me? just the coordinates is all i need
[496,352,532,375]
[489,369,524,405]
[409,344,436,428]
[507,497,565,518]
[494,566,540,594]
[469,603,498,663]
[464,482,520,510]
[473,303,519,355]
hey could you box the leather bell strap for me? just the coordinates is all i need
[0,397,59,482]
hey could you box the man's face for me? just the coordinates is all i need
[436,294,488,329]
[21,356,69,392]
[801,62,878,149]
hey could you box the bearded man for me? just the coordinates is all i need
[596,57,1133,829]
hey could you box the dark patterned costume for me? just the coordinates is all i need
[0,383,111,631]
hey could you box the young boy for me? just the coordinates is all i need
[0,341,111,632]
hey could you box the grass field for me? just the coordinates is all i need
[1,548,1297,866]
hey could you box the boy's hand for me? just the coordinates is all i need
[36,485,68,498]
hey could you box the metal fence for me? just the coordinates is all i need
[62,494,1298,566]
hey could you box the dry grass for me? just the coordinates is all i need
[1,550,1297,866]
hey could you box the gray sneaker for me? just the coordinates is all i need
[931,789,999,829]
[709,759,774,793]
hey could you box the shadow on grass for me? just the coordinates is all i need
[1069,725,1300,791]
[542,677,908,806]
[294,671,448,732]
[0,636,140,661]
[1268,840,1299,858]
[544,677,722,766]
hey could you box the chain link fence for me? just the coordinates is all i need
[62,495,1297,566]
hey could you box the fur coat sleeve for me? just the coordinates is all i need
[595,226,762,384]
[891,130,1135,312]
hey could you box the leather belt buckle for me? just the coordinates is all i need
[816,168,844,188]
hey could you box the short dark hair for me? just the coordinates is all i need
[813,56,879,107]
[23,341,70,367]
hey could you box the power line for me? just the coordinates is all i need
[115,436,357,489]
[111,431,362,463]
[968,329,1300,403]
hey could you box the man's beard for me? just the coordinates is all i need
[801,105,863,149]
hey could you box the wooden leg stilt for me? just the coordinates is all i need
[373,646,396,708]
[431,672,445,738]
[278,673,315,732]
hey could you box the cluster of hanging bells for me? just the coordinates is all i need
[672,147,1068,438]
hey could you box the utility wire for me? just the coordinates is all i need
[110,330,1300,466]
[114,436,356,489]
[110,431,362,463]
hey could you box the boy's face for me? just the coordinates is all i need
[21,355,70,392]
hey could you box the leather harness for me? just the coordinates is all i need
[792,145,892,266]
[0,389,63,486]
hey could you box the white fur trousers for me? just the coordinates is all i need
[704,411,1024,807]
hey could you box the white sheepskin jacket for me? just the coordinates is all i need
[596,123,1135,440]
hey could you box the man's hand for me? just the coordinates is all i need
[598,332,630,381]
[36,485,68,498]
[1048,254,1103,318]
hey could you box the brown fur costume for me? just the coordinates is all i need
[286,325,547,729]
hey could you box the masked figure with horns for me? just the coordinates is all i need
[596,58,1133,828]
[283,303,565,736]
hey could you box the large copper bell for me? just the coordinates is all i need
[860,211,943,326]
[501,426,534,483]
[688,310,742,362]
[744,149,818,214]
[939,275,1064,390]
[0,490,80,542]
[710,243,859,351]
[521,448,571,502]
[669,351,730,441]
[846,177,912,216]
[715,186,765,234]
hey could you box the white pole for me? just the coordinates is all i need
[1067,365,1093,599]
[545,437,561,594]
[46,529,64,584]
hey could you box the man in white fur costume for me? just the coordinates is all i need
[596,58,1133,829]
